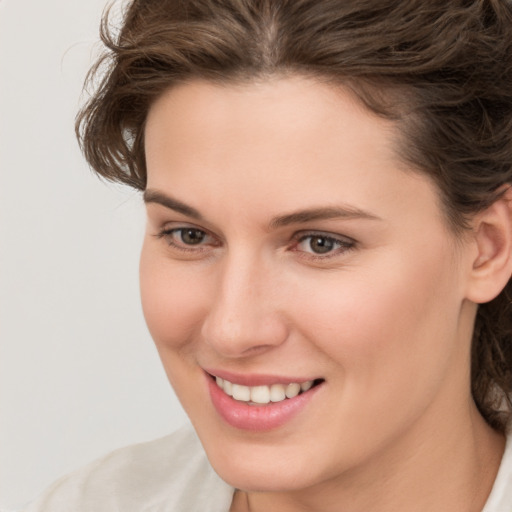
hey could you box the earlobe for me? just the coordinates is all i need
[466,186,512,304]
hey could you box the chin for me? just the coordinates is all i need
[212,457,321,492]
[196,427,333,492]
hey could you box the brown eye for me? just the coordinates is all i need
[308,236,336,254]
[156,226,215,251]
[295,232,355,257]
[178,228,206,245]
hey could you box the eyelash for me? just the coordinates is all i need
[155,227,218,253]
[292,231,356,260]
[155,226,356,260]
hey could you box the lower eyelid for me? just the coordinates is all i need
[293,233,356,256]
[155,227,354,255]
[157,227,220,251]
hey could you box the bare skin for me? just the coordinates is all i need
[141,77,510,512]
[229,413,504,512]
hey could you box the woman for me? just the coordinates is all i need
[25,0,512,510]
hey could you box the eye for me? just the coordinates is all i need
[294,232,355,257]
[156,225,218,252]
[174,228,207,245]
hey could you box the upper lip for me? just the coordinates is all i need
[204,368,322,387]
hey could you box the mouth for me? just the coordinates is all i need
[211,374,324,405]
[205,371,324,430]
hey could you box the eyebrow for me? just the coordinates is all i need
[143,189,203,220]
[143,188,381,228]
[268,206,381,229]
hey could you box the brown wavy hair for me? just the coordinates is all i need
[76,0,512,432]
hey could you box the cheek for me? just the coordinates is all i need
[139,242,217,419]
[291,246,463,389]
[139,241,208,351]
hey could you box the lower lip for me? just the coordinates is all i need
[207,375,322,431]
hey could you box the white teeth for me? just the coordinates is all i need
[231,384,251,401]
[285,382,301,398]
[223,379,233,396]
[301,380,313,392]
[269,384,286,402]
[250,385,270,404]
[215,377,315,404]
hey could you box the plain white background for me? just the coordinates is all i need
[0,0,188,508]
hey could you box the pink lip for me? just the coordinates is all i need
[204,368,317,387]
[205,373,323,431]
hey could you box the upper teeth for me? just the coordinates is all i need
[215,377,314,404]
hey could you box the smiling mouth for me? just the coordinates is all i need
[211,374,324,405]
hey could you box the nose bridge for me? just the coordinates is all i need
[201,247,287,356]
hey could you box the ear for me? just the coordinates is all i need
[465,186,512,304]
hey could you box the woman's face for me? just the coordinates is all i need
[140,77,477,491]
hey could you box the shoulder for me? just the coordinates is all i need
[483,428,512,512]
[23,425,234,512]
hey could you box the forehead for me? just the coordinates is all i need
[145,76,397,181]
[144,77,445,231]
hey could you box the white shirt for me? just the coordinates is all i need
[483,428,512,511]
[22,425,512,512]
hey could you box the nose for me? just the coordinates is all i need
[200,251,289,358]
